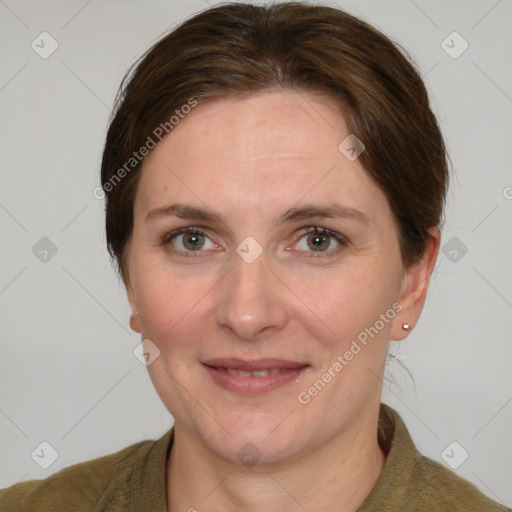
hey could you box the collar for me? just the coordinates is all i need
[358,403,423,510]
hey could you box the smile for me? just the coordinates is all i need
[201,358,310,394]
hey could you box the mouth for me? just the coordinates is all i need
[201,357,310,395]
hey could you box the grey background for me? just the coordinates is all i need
[1,0,511,505]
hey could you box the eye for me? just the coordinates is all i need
[160,227,217,256]
[160,226,348,258]
[293,227,348,257]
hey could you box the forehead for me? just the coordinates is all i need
[135,90,390,224]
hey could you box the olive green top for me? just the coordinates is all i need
[0,404,509,511]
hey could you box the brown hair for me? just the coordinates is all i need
[100,1,449,283]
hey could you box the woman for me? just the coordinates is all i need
[1,2,509,511]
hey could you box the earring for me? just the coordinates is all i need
[402,323,411,331]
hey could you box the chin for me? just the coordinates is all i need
[215,432,303,468]
[193,412,312,467]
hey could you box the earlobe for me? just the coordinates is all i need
[129,312,141,333]
[391,227,441,341]
[124,271,141,334]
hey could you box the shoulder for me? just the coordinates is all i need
[413,454,510,512]
[0,437,157,512]
[375,404,510,512]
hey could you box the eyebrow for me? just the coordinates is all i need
[145,202,371,228]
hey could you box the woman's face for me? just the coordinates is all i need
[125,90,425,465]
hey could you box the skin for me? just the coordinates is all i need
[124,89,440,512]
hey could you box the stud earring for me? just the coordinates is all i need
[402,323,411,331]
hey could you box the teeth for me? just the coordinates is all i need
[225,368,283,377]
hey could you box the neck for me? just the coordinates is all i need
[167,405,386,512]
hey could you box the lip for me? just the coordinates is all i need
[202,357,308,371]
[201,358,310,395]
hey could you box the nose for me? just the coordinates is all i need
[214,246,289,342]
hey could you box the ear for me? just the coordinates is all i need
[124,270,141,334]
[391,227,441,341]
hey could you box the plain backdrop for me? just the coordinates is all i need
[1,0,511,506]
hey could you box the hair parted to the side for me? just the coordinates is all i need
[100,1,449,284]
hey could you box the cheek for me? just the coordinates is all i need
[136,275,204,339]
[302,261,401,350]
[131,257,223,365]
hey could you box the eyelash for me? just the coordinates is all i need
[159,226,349,259]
